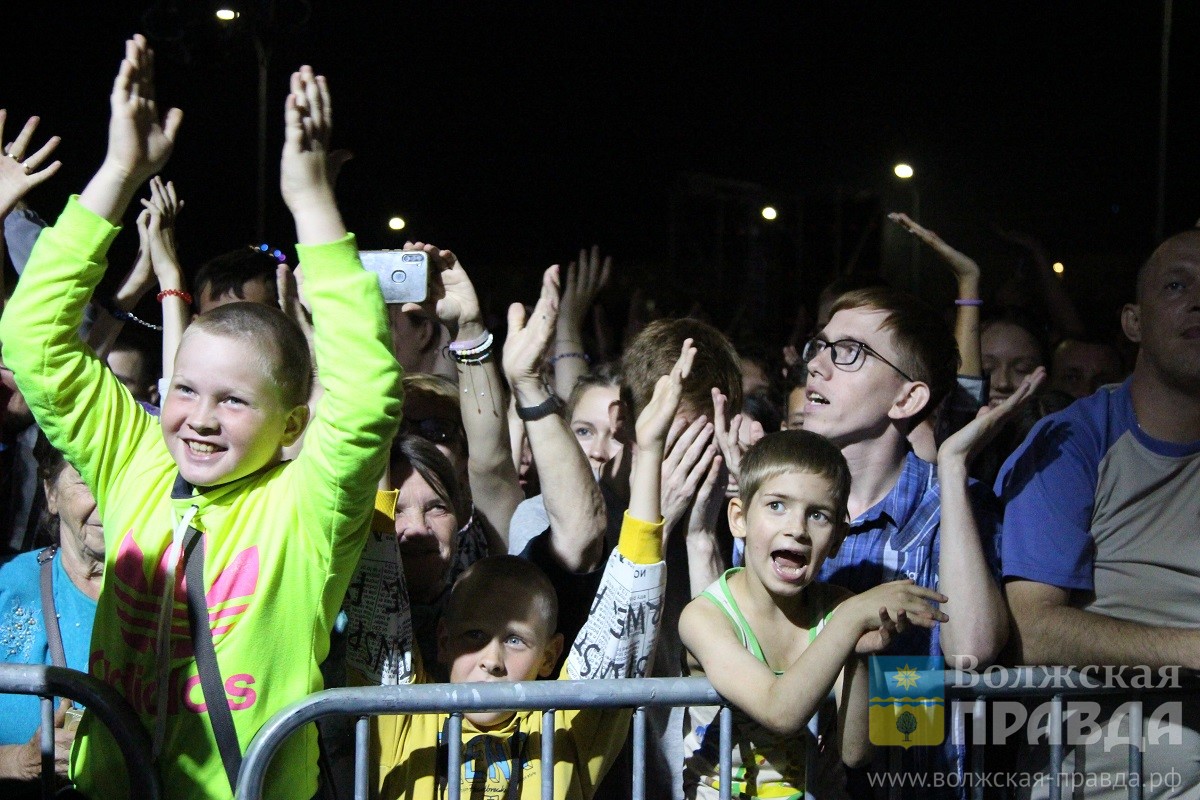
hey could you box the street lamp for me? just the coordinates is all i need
[761,206,778,221]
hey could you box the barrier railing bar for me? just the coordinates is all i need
[40,695,54,800]
[0,663,161,800]
[970,696,985,800]
[632,706,646,800]
[447,712,462,800]
[1129,700,1142,800]
[541,709,555,800]
[1050,693,1064,800]
[718,704,733,800]
[354,715,369,800]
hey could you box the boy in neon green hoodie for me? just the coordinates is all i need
[0,36,402,800]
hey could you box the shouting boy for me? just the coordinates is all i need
[680,429,948,798]
[0,38,402,800]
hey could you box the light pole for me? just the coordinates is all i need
[894,163,921,292]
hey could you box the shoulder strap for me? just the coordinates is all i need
[38,547,67,668]
[183,526,243,792]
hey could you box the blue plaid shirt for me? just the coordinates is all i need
[818,450,1002,799]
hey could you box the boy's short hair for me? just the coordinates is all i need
[188,302,312,408]
[739,430,851,526]
[620,318,742,419]
[194,248,280,310]
[829,287,958,424]
[445,555,559,636]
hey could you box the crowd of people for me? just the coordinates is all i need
[0,33,1197,800]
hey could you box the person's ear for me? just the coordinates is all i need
[1121,303,1142,344]
[280,404,310,448]
[539,632,564,679]
[43,478,59,516]
[887,381,931,422]
[727,496,747,540]
[413,313,436,352]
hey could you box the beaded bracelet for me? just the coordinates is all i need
[100,298,163,332]
[954,298,983,307]
[448,332,495,365]
[449,330,491,353]
[157,288,193,305]
[548,351,590,365]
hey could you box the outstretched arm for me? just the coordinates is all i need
[502,267,608,572]
[889,213,981,377]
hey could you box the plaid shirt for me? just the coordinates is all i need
[818,449,1002,799]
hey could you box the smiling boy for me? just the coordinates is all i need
[0,39,401,800]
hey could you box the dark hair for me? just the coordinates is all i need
[620,318,742,420]
[445,555,559,636]
[194,248,281,310]
[391,435,470,525]
[981,310,1049,367]
[829,287,959,425]
[739,430,851,526]
[188,302,312,407]
[33,432,71,546]
[741,390,782,434]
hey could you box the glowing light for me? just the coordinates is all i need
[761,206,778,221]
[893,163,914,179]
[215,8,239,20]
[388,216,406,231]
[1052,262,1065,274]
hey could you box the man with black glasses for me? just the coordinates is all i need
[800,286,1009,797]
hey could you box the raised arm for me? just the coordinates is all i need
[282,67,402,543]
[404,242,524,547]
[502,266,608,572]
[995,227,1085,340]
[0,112,61,307]
[140,176,190,382]
[935,367,1045,667]
[889,212,982,377]
[553,245,610,398]
[0,36,176,497]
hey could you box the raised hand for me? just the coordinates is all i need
[281,66,333,208]
[399,242,482,337]
[559,245,611,334]
[139,176,184,284]
[636,339,697,451]
[0,112,61,218]
[889,212,980,286]
[502,266,560,393]
[939,366,1046,470]
[712,387,764,496]
[102,35,182,185]
[659,415,716,532]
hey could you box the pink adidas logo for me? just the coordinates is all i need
[112,531,259,659]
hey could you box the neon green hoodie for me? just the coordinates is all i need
[0,198,403,800]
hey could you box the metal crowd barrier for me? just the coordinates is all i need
[235,667,1199,800]
[236,677,728,800]
[0,662,161,800]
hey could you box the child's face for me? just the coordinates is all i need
[729,470,844,596]
[161,329,307,487]
[803,307,912,447]
[438,579,562,728]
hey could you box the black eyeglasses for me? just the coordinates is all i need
[801,337,913,381]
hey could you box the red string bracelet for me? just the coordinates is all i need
[157,289,193,304]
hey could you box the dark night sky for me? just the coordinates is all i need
[4,3,1198,336]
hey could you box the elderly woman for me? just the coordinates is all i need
[0,435,102,791]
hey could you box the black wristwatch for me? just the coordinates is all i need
[515,393,565,421]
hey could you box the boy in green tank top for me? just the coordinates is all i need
[679,430,947,799]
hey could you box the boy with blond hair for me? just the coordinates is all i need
[0,37,402,800]
[680,429,947,798]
